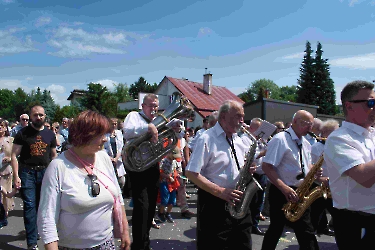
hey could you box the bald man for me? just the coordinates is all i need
[261,110,319,250]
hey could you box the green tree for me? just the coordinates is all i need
[314,42,336,115]
[79,82,115,115]
[129,77,158,99]
[41,89,58,122]
[279,85,298,102]
[12,88,29,121]
[240,79,280,103]
[0,89,15,119]
[297,41,315,104]
[113,83,132,103]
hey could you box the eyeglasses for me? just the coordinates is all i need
[348,99,375,109]
[144,103,159,108]
[299,120,313,127]
[87,174,100,197]
[22,119,29,121]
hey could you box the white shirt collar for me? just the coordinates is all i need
[342,121,374,137]
[286,127,300,142]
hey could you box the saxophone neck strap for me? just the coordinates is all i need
[226,136,241,171]
[284,131,305,180]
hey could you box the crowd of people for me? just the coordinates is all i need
[0,79,375,250]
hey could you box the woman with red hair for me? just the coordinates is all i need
[38,110,130,250]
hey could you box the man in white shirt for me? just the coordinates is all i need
[261,110,319,250]
[310,119,339,236]
[188,116,209,151]
[122,94,160,250]
[324,80,375,250]
[186,100,253,250]
[241,118,268,235]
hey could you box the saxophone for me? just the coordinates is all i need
[282,155,331,222]
[227,126,263,219]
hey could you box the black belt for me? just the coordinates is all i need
[20,163,47,171]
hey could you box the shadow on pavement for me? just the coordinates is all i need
[150,238,196,250]
[8,209,24,218]
[0,230,27,249]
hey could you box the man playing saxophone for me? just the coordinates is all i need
[324,80,375,250]
[186,100,253,250]
[261,110,319,250]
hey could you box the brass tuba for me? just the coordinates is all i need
[282,155,331,222]
[227,126,263,219]
[123,92,195,172]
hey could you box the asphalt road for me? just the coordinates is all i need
[0,184,338,250]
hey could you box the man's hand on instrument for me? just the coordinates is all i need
[256,150,267,159]
[314,167,323,179]
[219,188,243,205]
[248,162,257,174]
[148,124,158,143]
[281,186,299,203]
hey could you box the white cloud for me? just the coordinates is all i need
[0,79,32,93]
[35,16,52,27]
[0,28,36,55]
[282,52,304,60]
[330,53,375,69]
[1,0,15,4]
[47,27,138,57]
[46,84,66,94]
[349,0,359,6]
[95,79,119,91]
[25,77,33,81]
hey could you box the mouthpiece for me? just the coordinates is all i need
[307,132,317,139]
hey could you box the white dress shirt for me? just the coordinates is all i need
[324,121,375,214]
[305,133,317,146]
[186,122,247,189]
[122,111,150,142]
[310,141,327,177]
[263,127,312,187]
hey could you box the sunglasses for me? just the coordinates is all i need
[22,119,29,121]
[87,174,100,197]
[348,99,375,109]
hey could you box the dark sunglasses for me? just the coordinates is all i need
[348,99,375,109]
[87,174,100,197]
[22,119,29,121]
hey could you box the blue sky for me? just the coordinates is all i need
[1,0,375,107]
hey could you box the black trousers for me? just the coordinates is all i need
[197,189,252,250]
[261,184,319,250]
[332,208,375,250]
[128,165,160,250]
[310,183,334,232]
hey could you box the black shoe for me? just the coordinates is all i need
[165,213,174,223]
[157,212,166,223]
[317,228,335,237]
[181,210,194,219]
[252,226,265,236]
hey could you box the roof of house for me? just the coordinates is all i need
[163,76,244,118]
[67,89,86,101]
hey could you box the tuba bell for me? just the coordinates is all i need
[123,92,195,172]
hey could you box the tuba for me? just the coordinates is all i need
[282,155,331,222]
[227,126,263,219]
[123,92,195,172]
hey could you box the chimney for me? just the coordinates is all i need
[265,89,270,98]
[203,68,212,95]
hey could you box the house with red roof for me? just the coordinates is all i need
[155,73,244,128]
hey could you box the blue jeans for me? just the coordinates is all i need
[19,167,46,247]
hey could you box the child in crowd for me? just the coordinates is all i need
[0,185,18,228]
[157,147,181,223]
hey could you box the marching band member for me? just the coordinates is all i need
[310,119,339,236]
[186,100,253,250]
[122,94,183,250]
[261,110,319,250]
[324,80,375,250]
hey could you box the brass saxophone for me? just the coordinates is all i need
[123,92,195,172]
[227,126,263,219]
[282,155,331,222]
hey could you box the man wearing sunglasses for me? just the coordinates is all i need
[10,114,29,137]
[324,80,375,250]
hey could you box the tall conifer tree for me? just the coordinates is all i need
[297,41,315,104]
[314,42,336,115]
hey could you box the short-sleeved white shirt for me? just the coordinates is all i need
[324,121,375,214]
[263,127,312,187]
[310,141,327,177]
[186,122,247,189]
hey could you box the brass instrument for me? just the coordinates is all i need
[282,155,331,222]
[307,132,326,143]
[227,126,263,219]
[123,92,195,172]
